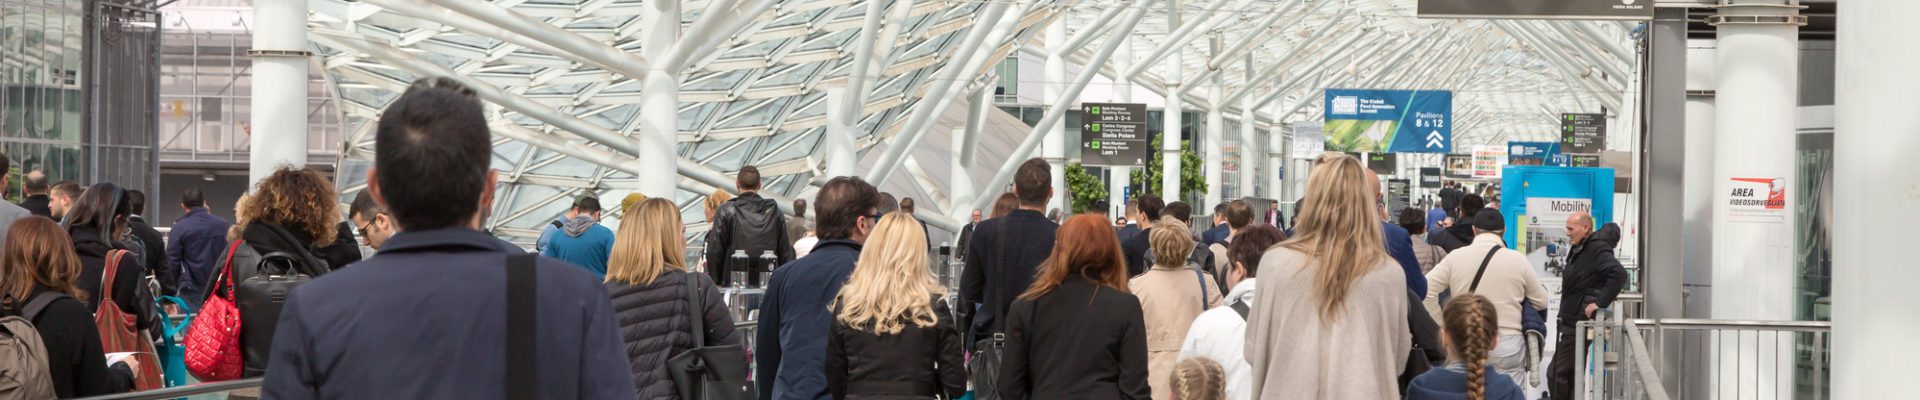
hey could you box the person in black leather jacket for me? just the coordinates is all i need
[1547,214,1628,400]
[703,166,795,287]
[826,213,966,400]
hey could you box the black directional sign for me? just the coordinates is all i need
[1418,0,1653,20]
[1081,103,1153,167]
[1561,113,1607,154]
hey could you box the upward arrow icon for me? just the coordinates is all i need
[1425,130,1445,148]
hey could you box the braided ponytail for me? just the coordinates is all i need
[1171,357,1226,400]
[1443,294,1498,400]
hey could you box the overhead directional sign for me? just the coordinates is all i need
[1561,113,1607,154]
[1323,89,1452,154]
[1508,141,1559,166]
[1418,0,1654,20]
[1080,103,1152,167]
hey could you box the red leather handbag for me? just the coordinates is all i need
[184,240,245,381]
[94,250,165,390]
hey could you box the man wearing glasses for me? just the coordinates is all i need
[755,176,881,400]
[349,191,395,251]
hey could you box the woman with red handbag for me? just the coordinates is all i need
[0,217,139,398]
[63,183,165,391]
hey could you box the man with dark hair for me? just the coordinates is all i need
[787,198,809,246]
[960,157,1059,351]
[262,77,633,399]
[1116,200,1144,242]
[1439,180,1465,219]
[1121,194,1167,275]
[899,196,930,238]
[1201,202,1232,247]
[349,191,395,250]
[1159,201,1219,281]
[48,180,81,220]
[0,154,31,254]
[704,165,795,287]
[17,169,51,217]
[542,195,615,279]
[758,176,880,400]
[1433,194,1486,252]
[1206,200,1257,286]
[125,190,173,297]
[875,191,900,215]
[168,188,230,309]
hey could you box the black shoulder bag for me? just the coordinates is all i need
[669,272,754,400]
[969,221,1011,400]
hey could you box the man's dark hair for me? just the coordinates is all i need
[23,171,47,194]
[181,188,206,208]
[127,190,146,215]
[350,191,384,220]
[1138,195,1165,221]
[375,77,491,231]
[1396,207,1428,235]
[1226,200,1254,229]
[792,198,807,218]
[573,196,603,213]
[0,153,9,176]
[1165,201,1194,225]
[1013,158,1050,206]
[899,197,916,214]
[875,192,899,215]
[1461,194,1486,218]
[50,181,82,200]
[814,176,879,240]
[1213,203,1227,216]
[736,165,762,191]
[1227,225,1287,279]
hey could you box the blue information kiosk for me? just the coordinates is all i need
[1498,166,1615,277]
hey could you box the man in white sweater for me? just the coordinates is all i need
[1423,210,1550,389]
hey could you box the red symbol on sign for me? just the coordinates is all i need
[1732,178,1786,209]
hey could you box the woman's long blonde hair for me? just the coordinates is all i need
[1283,153,1388,322]
[835,212,944,335]
[607,198,686,285]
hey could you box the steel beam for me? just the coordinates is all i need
[1221,13,1354,106]
[1122,0,1251,82]
[662,0,781,71]
[1055,3,1128,53]
[428,0,655,73]
[865,0,1024,186]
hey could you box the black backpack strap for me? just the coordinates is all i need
[1191,266,1209,312]
[1230,300,1250,320]
[684,271,707,348]
[1468,246,1500,293]
[506,254,538,400]
[22,291,68,322]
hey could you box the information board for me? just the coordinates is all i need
[1080,103,1152,166]
[1561,113,1606,154]
[1508,141,1559,166]
[1444,154,1474,179]
[1347,152,1397,175]
[1420,167,1443,188]
[1472,145,1507,178]
[1418,0,1653,20]
[1323,89,1452,154]
[1292,124,1325,159]
[1388,179,1412,214]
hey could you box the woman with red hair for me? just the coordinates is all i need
[998,214,1151,400]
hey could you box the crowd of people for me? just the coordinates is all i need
[0,75,1631,400]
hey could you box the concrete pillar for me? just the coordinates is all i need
[1044,17,1068,214]
[1161,5,1183,203]
[1834,1,1920,398]
[638,0,682,197]
[1238,96,1257,202]
[1203,38,1224,206]
[1710,1,1800,398]
[1645,8,1695,392]
[247,0,309,186]
[1109,33,1133,215]
[825,86,857,178]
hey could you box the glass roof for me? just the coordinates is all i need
[303,0,1636,244]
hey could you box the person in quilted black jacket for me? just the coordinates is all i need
[607,198,738,399]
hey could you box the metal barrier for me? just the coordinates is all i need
[1577,310,1829,400]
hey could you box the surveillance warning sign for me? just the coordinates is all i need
[1726,177,1787,224]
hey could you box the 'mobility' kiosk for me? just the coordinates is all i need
[1499,166,1614,277]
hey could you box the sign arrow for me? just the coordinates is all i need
[1425,130,1445,148]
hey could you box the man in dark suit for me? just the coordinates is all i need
[16,170,50,217]
[125,190,172,297]
[1115,200,1144,243]
[1200,202,1232,246]
[960,158,1061,343]
[955,209,981,261]
[1120,195,1166,276]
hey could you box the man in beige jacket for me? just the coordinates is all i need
[1423,210,1550,389]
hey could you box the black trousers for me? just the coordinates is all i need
[1548,321,1579,400]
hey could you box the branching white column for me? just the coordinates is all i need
[1834,1,1920,397]
[1044,17,1068,214]
[1109,28,1133,216]
[248,0,308,186]
[638,0,681,198]
[823,86,857,178]
[1204,37,1224,206]
[1161,5,1183,203]
[1710,1,1799,398]
[1238,85,1257,201]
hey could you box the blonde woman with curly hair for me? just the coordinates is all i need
[1245,153,1410,399]
[605,198,738,398]
[825,212,965,399]
[1129,216,1222,399]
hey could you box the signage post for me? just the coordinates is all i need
[1079,103,1153,167]
[1560,113,1607,154]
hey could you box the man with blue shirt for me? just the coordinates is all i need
[541,196,615,279]
[756,176,880,400]
[262,77,632,399]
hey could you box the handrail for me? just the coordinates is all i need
[71,378,264,400]
[1621,319,1674,400]
[1642,318,1831,331]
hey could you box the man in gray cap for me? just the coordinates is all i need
[1421,209,1551,389]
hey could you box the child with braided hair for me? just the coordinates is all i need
[1406,294,1525,400]
[1171,357,1226,400]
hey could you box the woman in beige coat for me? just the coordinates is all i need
[1245,154,1410,399]
[1129,216,1222,399]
